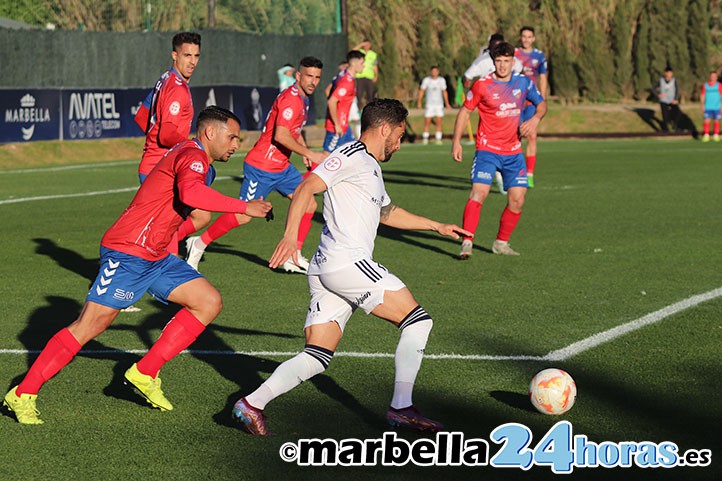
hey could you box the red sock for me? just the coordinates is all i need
[715,121,720,135]
[497,206,522,242]
[176,217,197,241]
[200,213,240,246]
[302,162,320,179]
[136,309,206,378]
[297,212,314,251]
[704,122,710,135]
[462,200,482,242]
[526,155,537,174]
[17,328,82,395]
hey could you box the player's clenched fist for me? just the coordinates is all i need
[244,198,273,218]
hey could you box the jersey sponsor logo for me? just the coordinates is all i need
[324,156,342,172]
[282,107,294,120]
[476,171,492,180]
[190,161,205,174]
[499,102,518,111]
[169,101,181,115]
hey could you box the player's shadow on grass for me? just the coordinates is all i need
[632,108,664,132]
[6,296,124,393]
[490,390,537,413]
[377,224,491,258]
[199,242,270,270]
[382,169,469,191]
[32,238,99,283]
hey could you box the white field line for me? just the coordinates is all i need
[1,287,720,361]
[0,160,138,174]
[0,176,234,205]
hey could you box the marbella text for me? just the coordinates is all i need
[279,421,712,473]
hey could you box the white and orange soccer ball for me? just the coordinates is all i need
[529,368,577,415]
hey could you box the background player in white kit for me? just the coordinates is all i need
[231,99,471,435]
[417,66,452,144]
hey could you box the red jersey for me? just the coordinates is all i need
[514,48,548,86]
[464,73,544,155]
[102,139,248,261]
[325,70,356,133]
[244,84,310,173]
[137,69,194,176]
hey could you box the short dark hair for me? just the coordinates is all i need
[347,50,365,62]
[520,26,535,35]
[488,33,505,48]
[491,41,515,60]
[430,65,439,70]
[664,67,673,73]
[197,106,240,132]
[299,56,323,70]
[361,98,408,133]
[172,32,201,51]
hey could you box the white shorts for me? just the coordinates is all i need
[305,258,406,332]
[424,105,445,118]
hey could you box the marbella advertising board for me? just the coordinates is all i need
[0,85,298,144]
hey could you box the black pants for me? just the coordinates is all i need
[660,103,681,132]
[356,78,377,110]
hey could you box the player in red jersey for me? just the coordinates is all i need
[135,32,211,254]
[452,42,547,259]
[514,26,548,188]
[323,50,365,154]
[2,107,272,425]
[185,57,326,273]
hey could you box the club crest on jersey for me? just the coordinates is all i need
[324,156,342,172]
[190,161,205,174]
[512,89,521,98]
[282,107,294,120]
[466,90,474,101]
[169,101,181,115]
[337,88,347,96]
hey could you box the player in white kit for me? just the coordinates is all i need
[417,66,451,144]
[232,99,470,435]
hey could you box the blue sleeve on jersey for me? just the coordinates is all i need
[538,53,548,75]
[524,77,544,106]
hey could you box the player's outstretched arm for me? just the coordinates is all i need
[178,181,272,216]
[451,107,472,162]
[269,173,328,269]
[379,203,472,239]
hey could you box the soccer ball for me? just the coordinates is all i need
[529,368,577,415]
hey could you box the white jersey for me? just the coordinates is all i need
[420,76,447,107]
[308,141,390,275]
[464,48,523,80]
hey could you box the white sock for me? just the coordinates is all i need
[194,237,207,250]
[391,307,433,409]
[435,131,443,141]
[422,132,430,140]
[246,345,332,410]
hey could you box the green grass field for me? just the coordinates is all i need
[0,139,720,480]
